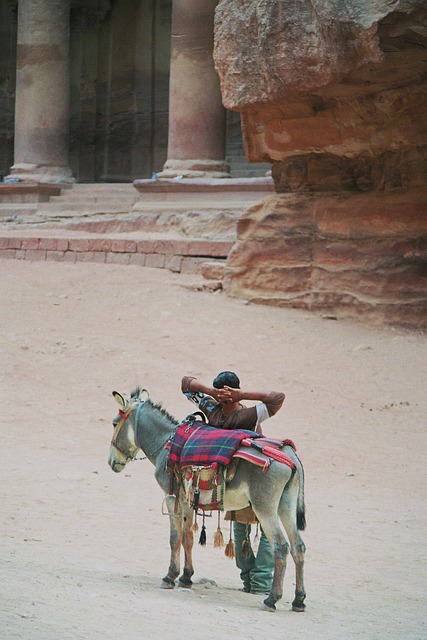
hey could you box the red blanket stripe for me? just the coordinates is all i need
[167,422,296,469]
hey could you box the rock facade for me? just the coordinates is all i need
[225,188,426,328]
[214,0,427,327]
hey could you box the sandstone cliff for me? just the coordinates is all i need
[214,0,427,327]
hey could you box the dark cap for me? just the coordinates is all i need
[212,371,240,389]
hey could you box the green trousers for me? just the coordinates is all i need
[233,521,274,594]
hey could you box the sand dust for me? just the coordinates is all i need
[1,260,425,640]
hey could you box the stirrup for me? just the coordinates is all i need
[162,495,181,516]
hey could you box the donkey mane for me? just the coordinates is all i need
[147,399,179,427]
[130,386,144,399]
[130,387,179,427]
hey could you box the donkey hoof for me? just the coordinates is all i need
[160,577,175,589]
[178,580,193,589]
[259,599,276,613]
[292,592,306,612]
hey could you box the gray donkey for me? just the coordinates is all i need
[108,387,306,613]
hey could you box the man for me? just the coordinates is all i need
[181,371,285,594]
[181,371,285,433]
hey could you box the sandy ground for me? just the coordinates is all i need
[0,259,426,640]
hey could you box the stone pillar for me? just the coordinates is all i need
[8,0,74,183]
[158,0,229,179]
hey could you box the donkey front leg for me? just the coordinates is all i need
[178,509,195,588]
[160,497,182,589]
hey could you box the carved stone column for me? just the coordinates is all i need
[8,0,74,183]
[158,0,229,179]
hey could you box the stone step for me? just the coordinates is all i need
[43,183,137,207]
[60,209,239,240]
[28,200,258,226]
[0,203,39,217]
[0,182,63,203]
[0,178,275,281]
[64,182,136,191]
[38,179,273,218]
[131,198,263,212]
[134,177,273,191]
[36,201,136,215]
[0,230,233,275]
[38,197,257,212]
[47,194,138,204]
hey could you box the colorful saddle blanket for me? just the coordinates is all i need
[167,421,260,468]
[167,421,296,470]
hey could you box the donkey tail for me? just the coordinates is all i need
[294,454,306,531]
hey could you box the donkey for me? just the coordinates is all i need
[108,387,306,613]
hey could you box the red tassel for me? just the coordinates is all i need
[224,521,235,559]
[213,513,224,548]
[191,511,199,532]
[224,539,235,559]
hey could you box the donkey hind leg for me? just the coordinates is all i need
[178,506,195,588]
[257,517,290,613]
[279,486,306,611]
[160,496,182,589]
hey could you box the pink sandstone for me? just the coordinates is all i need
[214,0,427,327]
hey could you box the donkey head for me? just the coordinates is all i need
[108,388,148,473]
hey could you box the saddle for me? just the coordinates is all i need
[166,420,296,512]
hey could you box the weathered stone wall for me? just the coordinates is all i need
[87,0,172,181]
[225,188,426,327]
[214,0,427,327]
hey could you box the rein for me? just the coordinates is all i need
[134,401,145,451]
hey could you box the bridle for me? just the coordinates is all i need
[111,401,146,463]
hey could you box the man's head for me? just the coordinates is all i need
[213,371,240,389]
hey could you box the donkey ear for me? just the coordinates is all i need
[112,391,126,409]
[139,388,149,402]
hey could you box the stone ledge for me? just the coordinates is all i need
[0,233,233,274]
[133,177,274,193]
[0,182,63,203]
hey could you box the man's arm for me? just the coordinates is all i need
[218,386,285,416]
[181,376,221,401]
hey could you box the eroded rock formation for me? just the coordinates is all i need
[214,0,427,327]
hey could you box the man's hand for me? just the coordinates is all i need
[216,386,242,404]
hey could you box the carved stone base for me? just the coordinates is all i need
[7,163,75,184]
